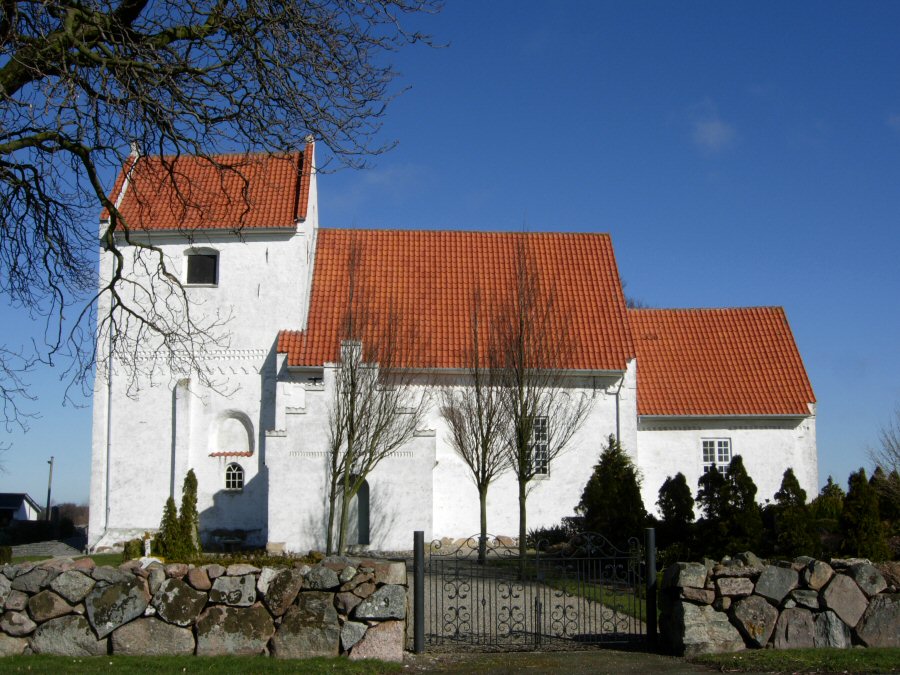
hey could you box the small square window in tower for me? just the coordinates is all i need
[186,253,218,285]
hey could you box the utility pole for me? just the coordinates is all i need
[45,456,54,521]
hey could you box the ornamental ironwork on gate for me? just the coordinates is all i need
[417,531,650,650]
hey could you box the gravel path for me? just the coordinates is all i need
[10,540,84,558]
[406,553,646,651]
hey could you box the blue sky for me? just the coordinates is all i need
[2,1,899,506]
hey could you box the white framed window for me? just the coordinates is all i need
[702,438,731,473]
[225,463,244,490]
[185,249,218,285]
[530,416,549,475]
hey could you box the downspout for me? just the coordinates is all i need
[98,147,139,550]
[103,312,112,541]
[614,376,624,442]
[93,248,116,552]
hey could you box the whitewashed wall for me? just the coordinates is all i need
[89,165,319,550]
[637,412,818,517]
[429,362,638,543]
[266,364,437,553]
[263,361,638,552]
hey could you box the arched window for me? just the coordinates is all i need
[225,463,244,490]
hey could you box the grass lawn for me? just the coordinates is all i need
[542,576,649,623]
[10,553,123,566]
[482,555,651,624]
[693,647,900,673]
[0,655,402,674]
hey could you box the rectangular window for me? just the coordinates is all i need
[531,416,549,475]
[186,253,218,285]
[702,438,731,473]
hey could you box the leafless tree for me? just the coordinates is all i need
[440,288,510,562]
[870,405,900,506]
[0,0,438,417]
[325,239,431,555]
[494,238,593,576]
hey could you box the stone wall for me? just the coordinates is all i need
[660,554,900,656]
[0,555,407,660]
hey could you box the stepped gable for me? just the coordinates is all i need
[279,229,635,371]
[628,307,815,416]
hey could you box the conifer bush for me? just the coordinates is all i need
[841,468,889,560]
[656,472,695,563]
[153,470,202,560]
[576,434,647,547]
[122,538,143,561]
[772,468,815,557]
[695,455,763,558]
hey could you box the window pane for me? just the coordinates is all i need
[187,254,217,284]
[531,416,549,475]
[225,463,244,490]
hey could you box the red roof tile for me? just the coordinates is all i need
[628,307,815,416]
[103,145,312,230]
[278,229,635,371]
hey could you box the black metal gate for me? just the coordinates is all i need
[416,531,651,650]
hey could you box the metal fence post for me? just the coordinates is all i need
[413,530,425,653]
[645,527,657,647]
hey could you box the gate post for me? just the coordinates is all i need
[645,527,657,647]
[413,530,425,653]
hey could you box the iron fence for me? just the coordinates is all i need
[414,530,653,651]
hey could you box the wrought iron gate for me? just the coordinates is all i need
[418,532,649,650]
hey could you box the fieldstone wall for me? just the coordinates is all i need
[660,553,900,656]
[0,555,408,660]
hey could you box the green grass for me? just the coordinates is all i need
[11,553,123,566]
[482,555,651,623]
[87,553,123,566]
[693,647,900,673]
[543,576,648,623]
[0,655,402,674]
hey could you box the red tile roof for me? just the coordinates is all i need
[628,307,815,416]
[278,229,635,371]
[103,144,313,230]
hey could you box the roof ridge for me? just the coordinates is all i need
[320,227,613,236]
[628,305,785,312]
[140,150,303,161]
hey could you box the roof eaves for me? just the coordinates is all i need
[638,413,813,421]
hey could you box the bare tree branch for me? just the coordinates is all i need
[440,286,510,562]
[0,0,440,420]
[325,235,431,554]
[493,235,593,575]
[870,405,900,507]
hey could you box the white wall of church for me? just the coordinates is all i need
[89,211,318,549]
[265,365,437,553]
[88,353,276,550]
[430,362,638,543]
[637,414,818,517]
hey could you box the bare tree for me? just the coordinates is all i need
[325,239,430,555]
[440,289,510,562]
[870,405,900,506]
[494,238,593,576]
[0,0,438,416]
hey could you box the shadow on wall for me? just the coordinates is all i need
[284,474,403,554]
[199,470,266,550]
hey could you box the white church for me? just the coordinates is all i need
[88,141,818,552]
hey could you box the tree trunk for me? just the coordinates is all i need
[518,475,528,580]
[338,487,351,555]
[478,483,489,564]
[325,480,337,555]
